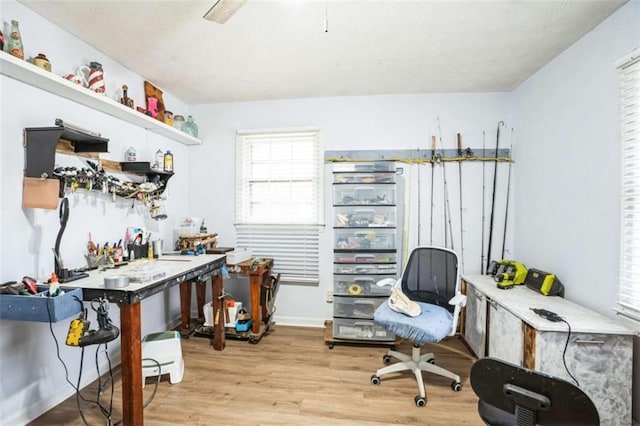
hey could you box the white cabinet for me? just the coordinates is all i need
[487,300,523,364]
[464,284,486,358]
[462,275,634,426]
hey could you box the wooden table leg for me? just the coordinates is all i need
[249,272,261,334]
[179,281,192,330]
[120,302,143,425]
[211,273,226,350]
[195,281,206,320]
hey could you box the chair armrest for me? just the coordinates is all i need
[376,277,399,288]
[449,294,467,307]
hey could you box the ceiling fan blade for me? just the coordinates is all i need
[203,0,247,24]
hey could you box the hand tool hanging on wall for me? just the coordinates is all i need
[486,121,504,272]
[456,133,465,273]
[501,138,513,259]
[429,136,436,246]
[480,131,487,274]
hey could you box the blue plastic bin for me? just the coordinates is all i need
[0,285,83,322]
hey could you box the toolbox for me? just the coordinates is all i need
[0,285,83,322]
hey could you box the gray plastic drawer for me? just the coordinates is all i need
[333,296,386,319]
[333,263,398,275]
[334,206,396,227]
[332,318,395,341]
[333,184,396,206]
[333,163,396,173]
[333,252,397,264]
[334,229,397,250]
[333,275,394,296]
[333,172,396,184]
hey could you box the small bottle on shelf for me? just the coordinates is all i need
[164,150,174,172]
[154,149,164,170]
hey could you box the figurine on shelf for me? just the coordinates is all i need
[8,20,24,60]
[119,84,134,108]
[86,61,106,94]
[63,67,88,86]
[146,97,159,118]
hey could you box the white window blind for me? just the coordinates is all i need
[235,128,323,283]
[618,49,640,322]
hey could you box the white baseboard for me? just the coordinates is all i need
[272,315,328,328]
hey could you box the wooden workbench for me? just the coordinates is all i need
[225,257,277,342]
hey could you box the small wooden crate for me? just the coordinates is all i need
[175,233,218,251]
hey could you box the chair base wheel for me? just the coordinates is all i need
[451,381,462,392]
[414,395,426,407]
[371,375,381,385]
[382,355,392,365]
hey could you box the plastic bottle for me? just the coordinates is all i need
[155,149,164,170]
[49,272,62,297]
[126,146,137,162]
[164,150,174,172]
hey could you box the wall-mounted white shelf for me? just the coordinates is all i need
[0,52,202,146]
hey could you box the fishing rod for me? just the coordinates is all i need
[437,118,455,251]
[430,135,436,246]
[480,131,486,274]
[417,148,422,246]
[501,134,513,259]
[486,121,504,272]
[456,133,465,273]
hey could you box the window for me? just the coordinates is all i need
[617,48,640,322]
[235,128,323,283]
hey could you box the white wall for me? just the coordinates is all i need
[189,94,514,326]
[0,2,194,424]
[513,1,640,421]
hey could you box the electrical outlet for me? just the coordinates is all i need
[326,290,333,303]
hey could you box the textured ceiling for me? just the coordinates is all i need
[19,0,627,104]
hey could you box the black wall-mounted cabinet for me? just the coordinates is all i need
[24,125,109,179]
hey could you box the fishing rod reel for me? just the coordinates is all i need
[66,298,119,347]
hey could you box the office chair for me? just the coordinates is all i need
[470,357,599,425]
[370,246,466,407]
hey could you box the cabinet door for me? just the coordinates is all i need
[464,284,487,358]
[535,331,633,425]
[487,301,523,365]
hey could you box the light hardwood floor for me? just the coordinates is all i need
[32,326,483,425]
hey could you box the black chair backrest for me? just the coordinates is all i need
[470,357,599,426]
[401,247,458,313]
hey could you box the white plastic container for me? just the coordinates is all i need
[204,301,242,327]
